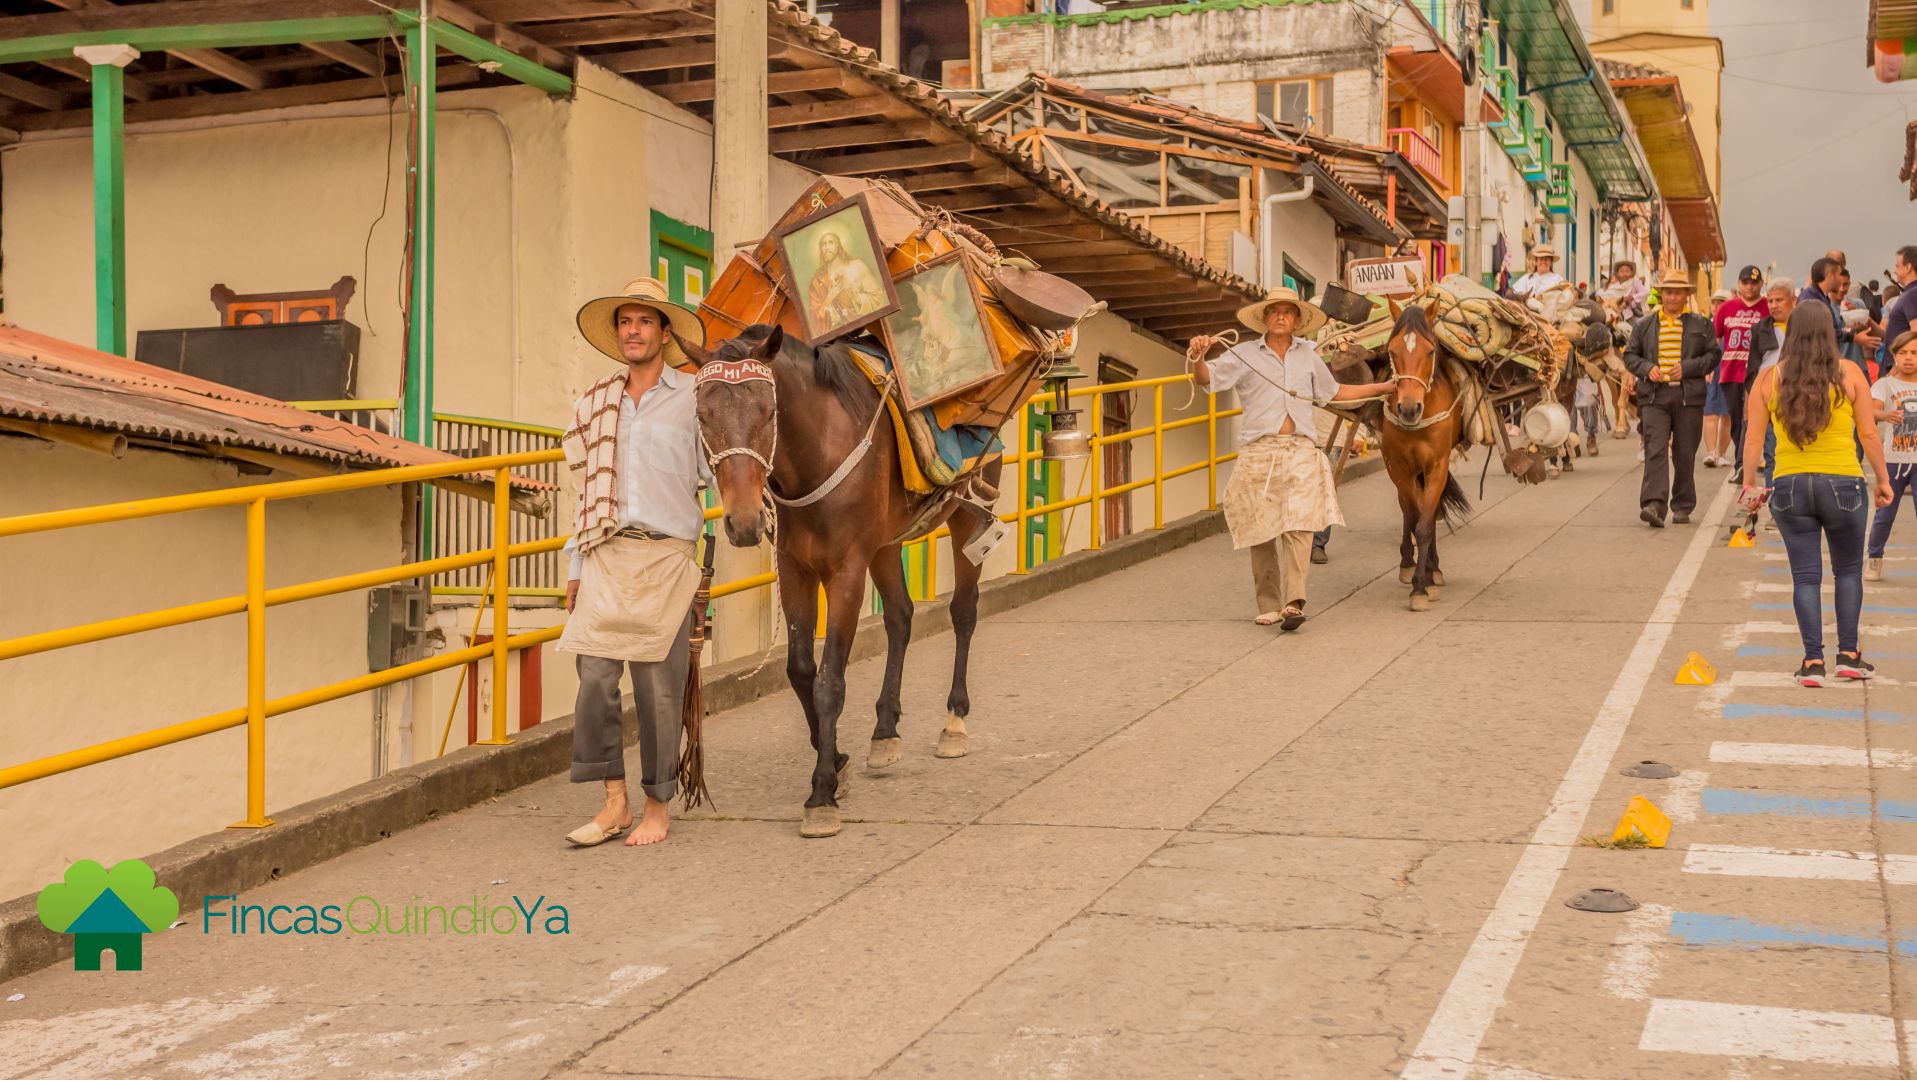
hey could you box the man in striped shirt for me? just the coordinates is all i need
[1622,269,1723,527]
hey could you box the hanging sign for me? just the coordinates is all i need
[1345,256,1426,298]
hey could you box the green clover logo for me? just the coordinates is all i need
[36,859,177,971]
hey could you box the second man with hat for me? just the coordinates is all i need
[1623,268,1724,526]
[1187,287,1400,630]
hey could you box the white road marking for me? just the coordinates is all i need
[1709,741,1917,769]
[586,964,668,1007]
[1661,769,1707,823]
[1399,482,1736,1080]
[1682,843,1917,884]
[1638,999,1900,1068]
[1599,904,1671,1001]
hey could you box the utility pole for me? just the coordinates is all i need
[1460,0,1484,282]
[713,0,768,259]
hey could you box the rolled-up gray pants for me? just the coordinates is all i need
[570,609,693,802]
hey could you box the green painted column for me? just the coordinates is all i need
[76,44,138,355]
[403,23,435,450]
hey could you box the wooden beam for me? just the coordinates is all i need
[305,39,385,76]
[592,41,714,72]
[1114,297,1238,319]
[964,208,1078,228]
[0,0,373,41]
[12,65,482,131]
[765,92,896,128]
[38,57,154,102]
[897,164,1019,192]
[808,140,982,176]
[1031,254,1162,274]
[524,14,706,47]
[976,221,1113,242]
[171,47,269,91]
[463,0,692,20]
[652,65,842,105]
[920,187,1041,212]
[1145,313,1236,334]
[1073,281,1222,300]
[434,0,572,71]
[1050,268,1185,286]
[0,70,71,111]
[769,119,931,154]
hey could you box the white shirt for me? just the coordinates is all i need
[1207,335,1338,447]
[1511,270,1565,298]
[566,365,712,579]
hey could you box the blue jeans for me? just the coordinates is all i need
[1770,472,1870,660]
[1868,463,1917,558]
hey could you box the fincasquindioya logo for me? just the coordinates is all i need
[36,859,179,972]
[199,893,571,936]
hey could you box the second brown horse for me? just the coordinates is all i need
[1380,301,1473,611]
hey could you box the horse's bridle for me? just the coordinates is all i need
[1384,329,1453,432]
[696,357,779,475]
[695,352,895,510]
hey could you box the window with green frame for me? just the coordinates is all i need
[650,209,712,308]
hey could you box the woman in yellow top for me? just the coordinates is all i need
[1740,303,1894,687]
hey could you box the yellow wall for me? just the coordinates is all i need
[1590,0,1710,39]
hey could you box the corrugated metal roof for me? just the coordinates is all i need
[1488,0,1655,202]
[0,324,548,492]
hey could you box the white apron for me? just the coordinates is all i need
[1223,433,1344,550]
[556,534,699,663]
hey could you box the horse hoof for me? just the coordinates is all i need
[867,737,903,771]
[1409,594,1432,612]
[799,805,842,839]
[836,760,852,801]
[936,714,969,759]
[1399,566,1415,585]
[1431,570,1446,587]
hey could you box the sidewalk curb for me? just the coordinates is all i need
[0,456,1383,983]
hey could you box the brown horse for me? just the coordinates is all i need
[683,324,1002,839]
[1381,302,1473,611]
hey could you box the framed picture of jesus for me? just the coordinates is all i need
[878,253,1006,411]
[773,193,899,347]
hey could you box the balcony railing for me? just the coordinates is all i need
[1386,127,1445,187]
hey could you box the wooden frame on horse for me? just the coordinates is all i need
[878,252,1008,412]
[773,192,900,347]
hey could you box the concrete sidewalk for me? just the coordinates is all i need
[1,444,1715,1080]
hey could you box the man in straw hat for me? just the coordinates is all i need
[1511,243,1564,302]
[557,277,711,848]
[1187,287,1400,630]
[1622,268,1722,528]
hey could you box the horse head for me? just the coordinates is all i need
[1385,298,1443,426]
[683,324,785,549]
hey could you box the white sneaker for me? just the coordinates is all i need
[1867,557,1884,582]
[1704,454,1720,468]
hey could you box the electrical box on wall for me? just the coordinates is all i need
[367,585,431,672]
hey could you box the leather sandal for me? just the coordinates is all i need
[565,819,628,847]
[1254,611,1283,626]
[1279,603,1307,632]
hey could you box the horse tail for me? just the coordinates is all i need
[1437,473,1472,528]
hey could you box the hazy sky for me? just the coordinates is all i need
[1594,1,1917,287]
[1581,0,1917,287]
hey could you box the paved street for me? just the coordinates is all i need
[9,444,1917,1079]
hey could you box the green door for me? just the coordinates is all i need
[650,210,712,308]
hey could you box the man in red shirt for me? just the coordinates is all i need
[1713,265,1770,486]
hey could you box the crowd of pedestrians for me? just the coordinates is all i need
[1583,245,1917,688]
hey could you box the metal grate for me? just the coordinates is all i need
[431,415,564,601]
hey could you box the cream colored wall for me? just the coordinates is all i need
[1590,0,1710,38]
[1597,38,1723,198]
[0,440,401,903]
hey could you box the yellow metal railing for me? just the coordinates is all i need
[0,375,1245,827]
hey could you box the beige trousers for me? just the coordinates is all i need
[1250,530,1313,615]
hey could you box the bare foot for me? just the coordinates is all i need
[624,797,670,846]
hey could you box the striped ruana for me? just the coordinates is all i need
[562,369,628,558]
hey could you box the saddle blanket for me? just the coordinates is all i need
[845,342,1003,493]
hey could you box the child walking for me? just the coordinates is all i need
[1867,331,1917,581]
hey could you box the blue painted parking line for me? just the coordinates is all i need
[1721,702,1906,723]
[1700,788,1917,823]
[1763,566,1917,578]
[1669,912,1915,954]
[1754,603,1917,615]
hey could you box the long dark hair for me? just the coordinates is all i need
[1774,301,1845,449]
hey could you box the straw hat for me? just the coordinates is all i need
[1655,268,1694,292]
[575,277,706,369]
[1531,244,1558,260]
[1236,286,1328,336]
